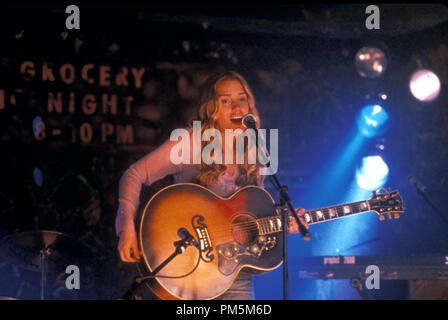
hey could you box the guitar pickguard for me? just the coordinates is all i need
[216,235,278,275]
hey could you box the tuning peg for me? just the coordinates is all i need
[394,213,400,219]
[387,213,392,220]
[379,215,385,221]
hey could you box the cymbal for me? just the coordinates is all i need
[0,230,93,272]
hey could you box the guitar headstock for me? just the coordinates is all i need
[368,188,405,221]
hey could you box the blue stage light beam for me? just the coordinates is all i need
[357,104,389,138]
[356,155,389,191]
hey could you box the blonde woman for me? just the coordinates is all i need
[116,71,307,299]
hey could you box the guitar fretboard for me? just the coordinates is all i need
[256,200,371,235]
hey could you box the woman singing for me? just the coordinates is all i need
[115,71,307,299]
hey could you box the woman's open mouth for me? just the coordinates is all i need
[230,116,243,123]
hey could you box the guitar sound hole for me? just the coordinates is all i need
[231,215,258,245]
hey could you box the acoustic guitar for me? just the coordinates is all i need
[138,183,404,300]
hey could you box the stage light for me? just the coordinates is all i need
[355,47,387,79]
[356,155,389,191]
[357,104,389,138]
[409,70,441,102]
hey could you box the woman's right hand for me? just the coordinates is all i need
[118,231,142,262]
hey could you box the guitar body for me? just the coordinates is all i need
[139,183,283,300]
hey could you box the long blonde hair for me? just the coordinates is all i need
[195,71,264,187]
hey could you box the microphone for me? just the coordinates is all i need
[177,228,199,248]
[241,113,271,160]
[241,114,257,129]
[408,175,427,193]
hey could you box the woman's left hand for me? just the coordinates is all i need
[287,208,309,234]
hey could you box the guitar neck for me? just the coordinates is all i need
[256,200,371,235]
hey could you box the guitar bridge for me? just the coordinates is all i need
[192,215,214,263]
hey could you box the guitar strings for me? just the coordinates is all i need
[208,215,297,231]
[201,220,279,237]
[205,215,299,233]
[204,214,312,242]
[202,222,291,242]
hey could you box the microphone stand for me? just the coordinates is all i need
[121,231,197,300]
[271,175,310,300]
[246,120,311,300]
[410,182,448,225]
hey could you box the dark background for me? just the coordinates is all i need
[0,3,448,299]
